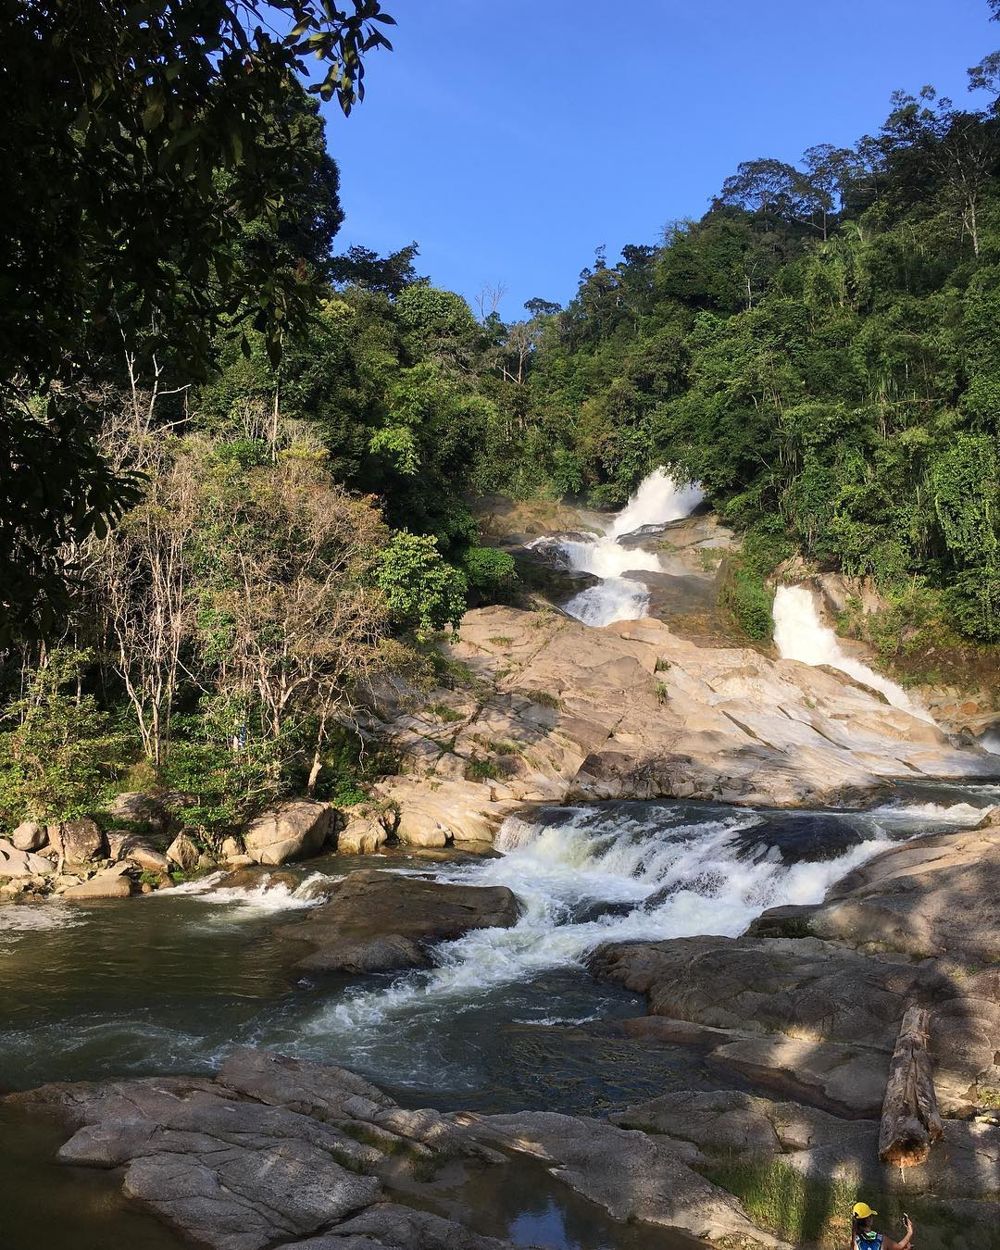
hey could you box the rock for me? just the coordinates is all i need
[166,832,200,871]
[126,844,171,874]
[6,1052,504,1250]
[280,871,520,973]
[614,1089,1000,1202]
[107,832,171,874]
[220,835,244,862]
[710,1035,888,1118]
[62,866,135,900]
[463,1111,789,1248]
[0,839,55,877]
[10,821,46,851]
[358,604,995,845]
[335,815,388,856]
[105,792,174,833]
[277,1204,517,1249]
[589,934,998,1116]
[244,801,335,866]
[590,935,942,1049]
[804,824,1000,965]
[50,819,105,865]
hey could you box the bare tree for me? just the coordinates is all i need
[202,461,390,792]
[98,452,197,764]
[474,282,507,323]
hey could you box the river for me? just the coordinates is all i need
[1,470,998,1249]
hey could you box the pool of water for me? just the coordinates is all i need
[1,787,996,1248]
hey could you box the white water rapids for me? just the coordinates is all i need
[285,796,985,1075]
[772,584,934,722]
[555,467,704,626]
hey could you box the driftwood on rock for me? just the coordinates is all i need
[878,1006,943,1166]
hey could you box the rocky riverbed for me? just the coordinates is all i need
[3,806,999,1249]
[2,490,998,1250]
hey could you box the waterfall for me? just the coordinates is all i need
[296,796,982,1061]
[772,585,934,722]
[558,468,703,627]
[608,468,704,539]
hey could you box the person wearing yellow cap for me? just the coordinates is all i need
[851,1201,913,1250]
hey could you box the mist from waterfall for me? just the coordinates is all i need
[560,468,703,626]
[772,585,934,722]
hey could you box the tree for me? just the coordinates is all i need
[196,459,391,793]
[881,89,999,255]
[329,243,423,295]
[1,0,395,636]
[374,533,467,639]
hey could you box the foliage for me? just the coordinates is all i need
[375,532,468,639]
[1,1,394,634]
[461,547,518,602]
[0,651,131,824]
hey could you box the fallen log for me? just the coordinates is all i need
[878,1005,943,1166]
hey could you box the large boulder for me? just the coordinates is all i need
[0,839,54,877]
[464,1110,789,1248]
[613,1089,1000,1200]
[10,820,47,851]
[244,801,336,866]
[5,1051,507,1250]
[61,866,134,901]
[105,792,175,834]
[590,934,999,1116]
[802,824,1000,965]
[280,870,520,973]
[166,832,200,872]
[49,819,105,866]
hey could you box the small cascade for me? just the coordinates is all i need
[555,468,703,626]
[772,585,934,723]
[300,801,911,1049]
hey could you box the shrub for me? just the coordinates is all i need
[0,650,133,824]
[375,531,468,638]
[461,546,517,603]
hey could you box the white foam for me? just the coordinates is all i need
[300,806,894,1041]
[563,576,652,626]
[772,585,934,723]
[158,871,334,916]
[870,800,985,825]
[556,468,702,628]
[0,903,82,942]
[609,468,704,539]
[981,730,1000,755]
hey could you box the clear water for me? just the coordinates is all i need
[2,794,992,1100]
[1,789,996,1249]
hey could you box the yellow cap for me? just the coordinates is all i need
[853,1203,878,1219]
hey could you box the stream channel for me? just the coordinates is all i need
[2,471,998,1249]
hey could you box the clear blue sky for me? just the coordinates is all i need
[321,0,996,318]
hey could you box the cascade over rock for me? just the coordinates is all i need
[363,602,991,842]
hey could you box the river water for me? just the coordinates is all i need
[3,790,997,1103]
[2,469,998,1249]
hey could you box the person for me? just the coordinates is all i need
[851,1202,914,1250]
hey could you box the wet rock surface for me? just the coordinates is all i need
[360,604,996,849]
[4,1049,784,1250]
[279,870,520,973]
[592,824,1000,1121]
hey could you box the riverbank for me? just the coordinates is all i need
[2,790,999,1248]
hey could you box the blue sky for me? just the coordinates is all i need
[322,0,996,318]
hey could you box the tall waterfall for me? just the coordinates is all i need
[772,585,933,722]
[559,468,703,627]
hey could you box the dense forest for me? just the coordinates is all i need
[3,1,1000,837]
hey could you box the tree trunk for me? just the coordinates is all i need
[878,1005,943,1167]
